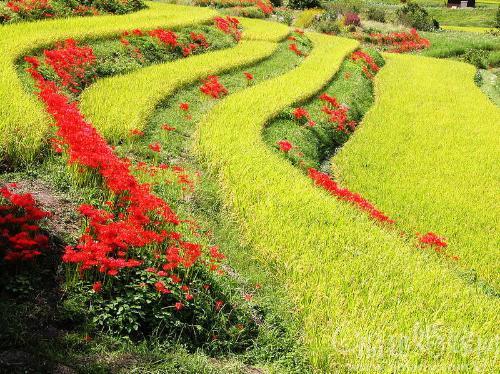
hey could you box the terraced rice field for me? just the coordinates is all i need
[0,1,498,372]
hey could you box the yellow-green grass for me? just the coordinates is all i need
[196,32,499,371]
[293,9,324,28]
[334,53,500,293]
[0,2,217,165]
[441,25,497,33]
[237,17,290,41]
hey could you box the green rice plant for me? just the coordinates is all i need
[0,2,217,165]
[334,53,500,292]
[80,40,279,142]
[195,32,500,371]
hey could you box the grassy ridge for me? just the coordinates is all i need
[196,32,499,371]
[334,53,500,292]
[237,17,290,41]
[0,2,217,165]
[80,40,279,143]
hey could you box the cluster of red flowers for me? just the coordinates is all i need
[72,4,99,16]
[121,28,211,58]
[43,39,96,93]
[0,185,51,261]
[293,107,315,127]
[277,140,293,152]
[256,0,273,14]
[308,168,394,224]
[351,50,379,79]
[319,93,356,133]
[288,43,304,56]
[358,29,430,53]
[214,16,241,41]
[199,76,228,99]
[6,0,53,18]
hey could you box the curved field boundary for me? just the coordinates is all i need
[80,39,280,143]
[196,33,499,371]
[334,53,500,292]
[0,2,217,164]
[80,18,288,142]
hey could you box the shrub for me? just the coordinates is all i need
[367,7,385,23]
[274,8,294,25]
[463,48,489,68]
[286,0,320,10]
[315,19,341,34]
[396,3,437,31]
[343,12,360,27]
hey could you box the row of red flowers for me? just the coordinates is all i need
[23,34,230,286]
[274,49,454,260]
[355,29,430,53]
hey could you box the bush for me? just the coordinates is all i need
[315,19,341,34]
[286,0,320,10]
[463,48,489,69]
[367,7,385,23]
[396,3,437,31]
[343,12,360,27]
[322,0,363,16]
[274,8,294,25]
[92,0,145,14]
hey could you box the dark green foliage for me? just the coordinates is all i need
[463,48,489,68]
[286,0,320,10]
[396,2,437,31]
[367,6,386,23]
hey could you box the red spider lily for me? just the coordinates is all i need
[149,142,162,153]
[243,72,254,81]
[288,43,304,56]
[287,36,296,41]
[154,281,171,294]
[179,102,189,111]
[256,0,273,14]
[351,50,379,73]
[0,186,51,261]
[92,281,102,293]
[7,0,52,18]
[214,16,241,41]
[294,28,304,34]
[161,124,176,131]
[43,39,96,94]
[293,107,310,120]
[200,76,228,99]
[129,129,144,137]
[277,140,293,152]
[319,93,339,108]
[148,29,178,47]
[357,29,430,53]
[175,302,184,310]
[243,293,253,302]
[419,232,447,248]
[190,32,209,48]
[215,300,224,311]
[308,168,394,224]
